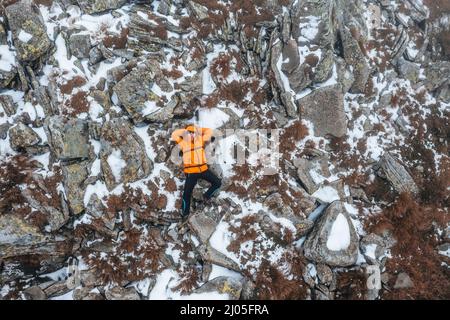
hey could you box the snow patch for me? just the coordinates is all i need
[326,213,351,251]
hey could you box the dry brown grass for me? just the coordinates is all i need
[253,251,308,299]
[365,192,449,299]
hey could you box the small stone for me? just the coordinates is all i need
[394,272,414,289]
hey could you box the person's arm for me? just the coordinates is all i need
[201,127,213,142]
[171,128,186,144]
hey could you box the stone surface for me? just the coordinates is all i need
[76,0,128,14]
[45,116,91,161]
[8,123,41,152]
[23,286,47,300]
[105,286,141,300]
[197,244,241,273]
[69,33,92,59]
[394,272,414,289]
[297,85,347,137]
[377,152,419,194]
[192,276,242,300]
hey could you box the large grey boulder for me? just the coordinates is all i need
[45,116,91,161]
[376,152,419,194]
[297,85,347,137]
[100,118,153,190]
[5,0,51,62]
[303,201,359,267]
[76,0,127,14]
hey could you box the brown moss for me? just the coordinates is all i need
[63,91,90,116]
[162,67,183,80]
[304,54,319,67]
[103,28,129,49]
[280,120,309,154]
[59,76,87,95]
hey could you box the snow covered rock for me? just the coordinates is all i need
[0,45,17,88]
[113,58,175,124]
[376,152,419,195]
[303,201,359,267]
[297,85,347,137]
[99,118,153,190]
[5,0,51,62]
[188,207,225,244]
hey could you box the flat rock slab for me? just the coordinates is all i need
[297,85,347,137]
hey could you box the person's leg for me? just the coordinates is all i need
[200,169,222,199]
[181,173,198,217]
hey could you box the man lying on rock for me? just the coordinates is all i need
[171,112,222,221]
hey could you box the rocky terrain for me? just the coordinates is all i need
[0,0,449,300]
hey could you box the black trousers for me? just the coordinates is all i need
[181,169,222,216]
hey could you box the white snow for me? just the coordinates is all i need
[18,30,33,43]
[40,267,67,282]
[326,213,351,251]
[0,45,17,72]
[142,100,161,116]
[364,243,377,260]
[193,108,230,129]
[107,149,126,183]
[208,265,243,282]
[312,186,340,203]
[50,290,74,300]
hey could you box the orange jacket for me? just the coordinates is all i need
[171,125,213,173]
